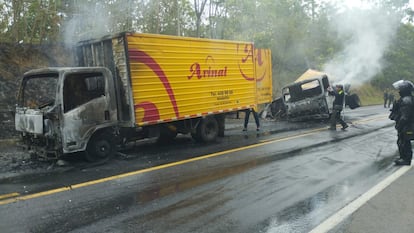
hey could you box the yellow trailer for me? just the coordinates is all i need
[125,33,258,126]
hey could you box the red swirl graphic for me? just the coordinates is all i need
[255,49,267,82]
[135,101,160,122]
[129,49,179,121]
[237,44,255,81]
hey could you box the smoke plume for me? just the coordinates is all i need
[61,1,131,47]
[323,8,400,86]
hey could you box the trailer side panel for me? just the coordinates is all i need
[126,33,257,126]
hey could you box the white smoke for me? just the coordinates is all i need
[323,9,401,86]
[61,1,129,47]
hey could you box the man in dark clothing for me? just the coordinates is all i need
[328,84,349,131]
[383,89,389,108]
[389,80,414,166]
[388,92,394,108]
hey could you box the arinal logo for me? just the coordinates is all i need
[187,55,228,79]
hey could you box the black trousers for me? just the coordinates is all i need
[330,108,347,128]
[397,132,413,162]
[244,109,260,128]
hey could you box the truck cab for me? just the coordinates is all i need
[15,67,118,161]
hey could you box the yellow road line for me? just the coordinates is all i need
[0,130,321,205]
[0,192,20,200]
[0,114,391,206]
[353,114,388,123]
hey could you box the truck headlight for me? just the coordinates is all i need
[44,119,54,137]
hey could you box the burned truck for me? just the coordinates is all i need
[279,69,360,121]
[282,74,333,121]
[14,32,272,161]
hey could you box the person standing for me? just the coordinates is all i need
[243,107,260,131]
[328,84,349,131]
[383,89,389,108]
[389,80,414,166]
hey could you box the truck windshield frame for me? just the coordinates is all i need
[282,79,323,103]
[19,74,58,109]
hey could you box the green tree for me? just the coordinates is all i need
[0,0,61,44]
[1,0,414,99]
[193,0,208,37]
[137,0,195,36]
[379,23,414,88]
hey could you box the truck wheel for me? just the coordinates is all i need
[216,114,225,137]
[194,116,218,142]
[85,133,114,162]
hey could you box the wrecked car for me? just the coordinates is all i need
[279,70,360,122]
[282,75,334,121]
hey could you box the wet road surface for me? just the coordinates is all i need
[0,106,400,233]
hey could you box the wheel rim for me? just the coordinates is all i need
[205,122,215,136]
[93,140,112,158]
[86,135,114,162]
[198,117,218,142]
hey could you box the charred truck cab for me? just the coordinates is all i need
[15,32,273,161]
[281,69,360,122]
[15,67,118,161]
[282,75,334,121]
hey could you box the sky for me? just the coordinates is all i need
[321,0,414,10]
[343,0,375,9]
[406,0,414,9]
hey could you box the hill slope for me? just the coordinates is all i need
[0,43,73,109]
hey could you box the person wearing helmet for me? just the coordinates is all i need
[389,80,414,166]
[327,84,349,130]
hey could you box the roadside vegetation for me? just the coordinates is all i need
[352,84,385,106]
[1,0,414,107]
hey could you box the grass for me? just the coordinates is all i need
[351,83,386,106]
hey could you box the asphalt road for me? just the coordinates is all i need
[0,105,400,233]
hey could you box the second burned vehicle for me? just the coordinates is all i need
[273,69,360,121]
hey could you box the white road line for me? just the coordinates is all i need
[309,163,412,233]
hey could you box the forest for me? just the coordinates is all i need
[1,0,414,103]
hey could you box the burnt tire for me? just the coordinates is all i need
[193,116,218,142]
[85,133,114,162]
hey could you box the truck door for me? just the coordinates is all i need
[322,76,334,113]
[61,69,117,153]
